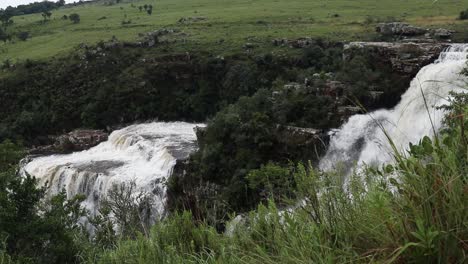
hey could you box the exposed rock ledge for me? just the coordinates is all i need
[274,125,329,161]
[344,42,449,76]
[29,129,109,155]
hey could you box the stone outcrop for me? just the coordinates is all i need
[344,42,449,76]
[29,129,108,155]
[274,125,329,160]
[376,22,454,41]
[376,22,427,36]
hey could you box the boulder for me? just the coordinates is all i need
[55,129,109,153]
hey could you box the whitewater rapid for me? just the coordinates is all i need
[320,44,468,173]
[22,122,204,217]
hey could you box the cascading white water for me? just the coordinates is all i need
[320,44,468,173]
[22,122,204,218]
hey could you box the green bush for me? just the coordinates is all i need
[459,9,468,20]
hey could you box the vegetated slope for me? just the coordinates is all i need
[1,0,468,61]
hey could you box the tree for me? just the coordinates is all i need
[0,27,11,43]
[69,13,80,24]
[41,11,52,22]
[16,31,30,41]
[147,8,153,15]
[138,6,143,12]
[99,181,155,238]
[460,9,468,20]
[143,4,148,11]
[57,0,66,7]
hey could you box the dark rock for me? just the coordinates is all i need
[29,129,109,155]
[55,129,108,152]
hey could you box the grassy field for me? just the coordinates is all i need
[1,0,468,61]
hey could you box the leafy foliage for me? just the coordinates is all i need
[460,9,468,20]
[0,141,88,264]
[69,13,81,24]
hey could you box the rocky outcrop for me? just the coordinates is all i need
[274,125,329,161]
[344,42,449,76]
[376,22,454,41]
[30,129,108,155]
[376,22,427,36]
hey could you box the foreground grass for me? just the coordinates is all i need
[1,0,468,61]
[83,94,467,263]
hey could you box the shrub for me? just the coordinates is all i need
[69,13,80,24]
[16,31,29,41]
[459,9,468,20]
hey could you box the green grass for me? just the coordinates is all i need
[1,0,468,62]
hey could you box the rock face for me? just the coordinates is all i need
[376,22,454,41]
[274,125,329,161]
[29,129,108,155]
[55,129,108,152]
[344,42,449,76]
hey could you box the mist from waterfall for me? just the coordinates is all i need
[22,122,204,218]
[319,44,468,173]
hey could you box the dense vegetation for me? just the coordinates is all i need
[0,38,424,223]
[0,40,355,142]
[0,1,467,263]
[0,1,65,17]
[1,92,466,263]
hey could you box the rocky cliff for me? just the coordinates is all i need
[344,42,449,76]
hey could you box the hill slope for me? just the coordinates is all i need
[1,0,468,61]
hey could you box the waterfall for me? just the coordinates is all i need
[22,122,204,218]
[320,44,468,173]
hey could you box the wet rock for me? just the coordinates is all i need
[338,106,362,116]
[29,129,109,155]
[55,129,109,153]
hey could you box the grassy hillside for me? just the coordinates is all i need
[1,0,468,61]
